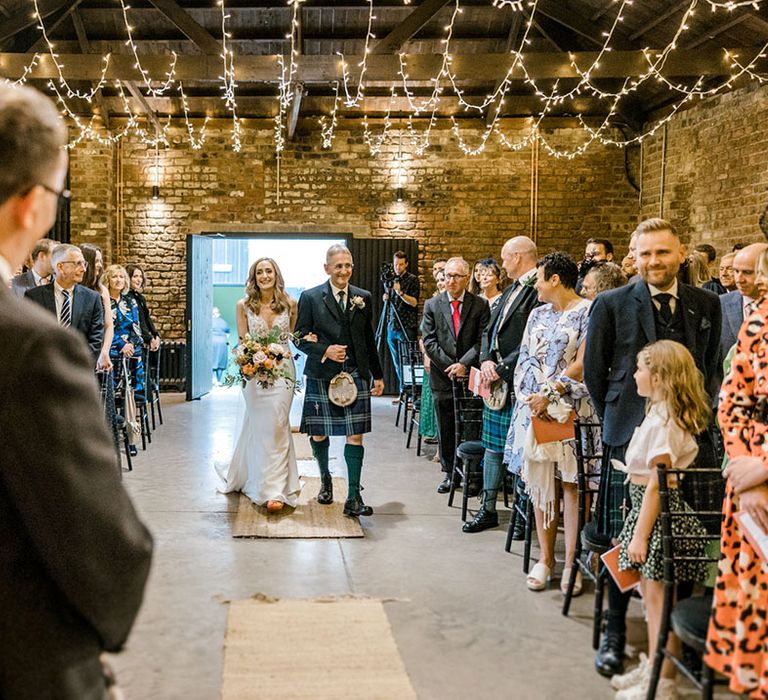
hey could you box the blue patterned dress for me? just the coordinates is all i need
[503,299,596,476]
[110,293,145,396]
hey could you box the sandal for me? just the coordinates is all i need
[526,562,552,591]
[266,500,284,513]
[560,567,583,596]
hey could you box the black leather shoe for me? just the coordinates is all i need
[595,632,625,677]
[343,496,373,517]
[437,476,453,493]
[462,507,499,533]
[511,519,526,541]
[317,475,333,505]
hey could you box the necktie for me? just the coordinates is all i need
[493,282,519,349]
[60,289,72,327]
[655,293,673,324]
[451,299,461,336]
[337,290,346,313]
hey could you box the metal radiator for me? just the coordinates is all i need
[159,341,187,392]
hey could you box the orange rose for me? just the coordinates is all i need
[241,364,256,377]
[263,358,274,370]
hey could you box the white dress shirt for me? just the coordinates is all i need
[329,281,350,310]
[648,279,679,315]
[0,254,13,288]
[53,281,75,322]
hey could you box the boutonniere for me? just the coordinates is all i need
[350,295,365,310]
[522,275,536,288]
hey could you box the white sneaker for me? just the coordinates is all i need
[611,653,649,691]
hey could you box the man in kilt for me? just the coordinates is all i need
[295,244,384,517]
[462,237,540,533]
[584,218,722,676]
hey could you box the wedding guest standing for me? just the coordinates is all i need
[585,218,722,677]
[422,256,490,494]
[11,236,56,296]
[504,252,595,596]
[211,306,230,385]
[0,82,152,700]
[705,248,768,699]
[463,237,539,535]
[79,243,114,372]
[125,264,161,353]
[294,244,384,517]
[477,258,505,311]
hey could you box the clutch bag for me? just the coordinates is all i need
[531,411,576,444]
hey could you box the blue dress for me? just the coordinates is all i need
[504,299,596,476]
[110,293,145,396]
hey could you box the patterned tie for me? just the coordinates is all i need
[451,299,461,336]
[60,289,72,327]
[655,293,673,325]
[337,290,346,313]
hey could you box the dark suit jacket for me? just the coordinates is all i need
[719,289,744,358]
[10,269,38,298]
[584,281,722,446]
[0,285,153,699]
[294,281,383,381]
[422,291,490,396]
[25,282,104,358]
[479,282,540,386]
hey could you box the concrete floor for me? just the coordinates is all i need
[110,389,633,700]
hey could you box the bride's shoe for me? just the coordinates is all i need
[266,500,284,513]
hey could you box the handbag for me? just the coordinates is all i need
[531,410,576,444]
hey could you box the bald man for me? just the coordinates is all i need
[720,242,768,357]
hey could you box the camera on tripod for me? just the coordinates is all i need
[380,261,398,287]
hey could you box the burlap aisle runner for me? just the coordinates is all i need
[231,477,364,538]
[221,598,417,700]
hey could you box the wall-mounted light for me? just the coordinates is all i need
[396,186,404,202]
[151,141,161,200]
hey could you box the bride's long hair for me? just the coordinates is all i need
[244,257,292,315]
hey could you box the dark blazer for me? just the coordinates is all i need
[10,269,38,298]
[422,291,490,396]
[719,289,745,358]
[25,282,104,357]
[126,289,159,343]
[479,281,540,385]
[294,281,383,381]
[0,285,152,699]
[584,281,722,446]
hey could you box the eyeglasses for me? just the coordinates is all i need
[444,273,468,280]
[60,260,88,269]
[39,183,71,206]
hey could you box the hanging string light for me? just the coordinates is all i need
[178,82,210,150]
[219,0,241,152]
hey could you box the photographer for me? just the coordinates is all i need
[576,237,614,295]
[382,251,420,395]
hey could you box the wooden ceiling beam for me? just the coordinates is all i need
[629,0,690,42]
[124,80,165,136]
[534,0,614,48]
[287,8,303,140]
[0,0,84,44]
[486,13,523,125]
[682,11,752,50]
[371,0,453,54]
[0,48,755,82]
[146,0,221,55]
[71,9,110,131]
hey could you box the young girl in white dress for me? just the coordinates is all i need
[611,340,710,700]
[216,258,302,514]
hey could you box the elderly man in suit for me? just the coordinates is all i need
[422,256,490,494]
[0,84,152,700]
[585,218,722,677]
[11,236,56,296]
[26,243,104,358]
[463,237,540,533]
[295,244,385,517]
[719,242,768,358]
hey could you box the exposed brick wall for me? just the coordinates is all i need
[69,122,639,339]
[640,81,768,253]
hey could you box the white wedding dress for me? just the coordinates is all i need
[216,308,301,507]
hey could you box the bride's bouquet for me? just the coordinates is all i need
[222,328,298,390]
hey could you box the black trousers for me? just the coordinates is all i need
[433,392,456,475]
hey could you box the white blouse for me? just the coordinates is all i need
[620,402,699,478]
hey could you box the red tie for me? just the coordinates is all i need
[451,299,461,336]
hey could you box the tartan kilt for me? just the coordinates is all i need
[596,443,630,540]
[300,371,372,436]
[481,398,514,452]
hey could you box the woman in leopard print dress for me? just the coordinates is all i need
[705,257,768,698]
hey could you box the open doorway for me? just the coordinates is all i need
[186,233,418,400]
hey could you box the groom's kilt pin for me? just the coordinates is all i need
[300,370,372,436]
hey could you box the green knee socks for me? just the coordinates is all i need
[344,444,364,500]
[310,437,331,479]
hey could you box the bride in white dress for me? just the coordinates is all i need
[216,257,302,513]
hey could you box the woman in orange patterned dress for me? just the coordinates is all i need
[704,251,768,698]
